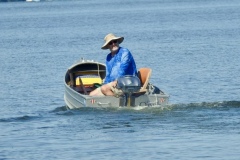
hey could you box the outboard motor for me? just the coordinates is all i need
[116,75,141,106]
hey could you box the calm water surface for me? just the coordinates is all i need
[0,0,240,159]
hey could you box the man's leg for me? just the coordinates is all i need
[101,83,114,96]
[89,87,105,96]
[89,81,117,96]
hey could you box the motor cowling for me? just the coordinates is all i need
[116,75,141,94]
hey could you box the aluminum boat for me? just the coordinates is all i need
[64,59,169,109]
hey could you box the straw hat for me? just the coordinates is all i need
[101,33,124,50]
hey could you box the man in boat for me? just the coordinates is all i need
[89,33,137,96]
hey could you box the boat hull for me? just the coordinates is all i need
[64,83,169,109]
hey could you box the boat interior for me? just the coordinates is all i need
[65,62,106,95]
[65,62,152,95]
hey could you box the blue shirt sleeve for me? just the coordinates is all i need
[104,54,112,84]
[118,50,132,76]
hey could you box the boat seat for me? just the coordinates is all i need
[68,70,102,95]
[76,75,103,94]
[137,68,152,92]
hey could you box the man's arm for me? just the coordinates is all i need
[118,50,132,76]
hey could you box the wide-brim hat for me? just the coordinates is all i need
[101,33,124,50]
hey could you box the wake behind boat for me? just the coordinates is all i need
[64,59,169,109]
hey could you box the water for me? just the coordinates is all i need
[0,0,240,159]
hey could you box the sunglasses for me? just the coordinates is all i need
[108,40,118,45]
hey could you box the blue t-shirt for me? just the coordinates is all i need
[104,47,137,84]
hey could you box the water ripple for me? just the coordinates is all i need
[0,114,42,123]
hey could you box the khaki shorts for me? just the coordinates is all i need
[108,82,123,97]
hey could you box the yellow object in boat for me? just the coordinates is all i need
[75,75,102,85]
